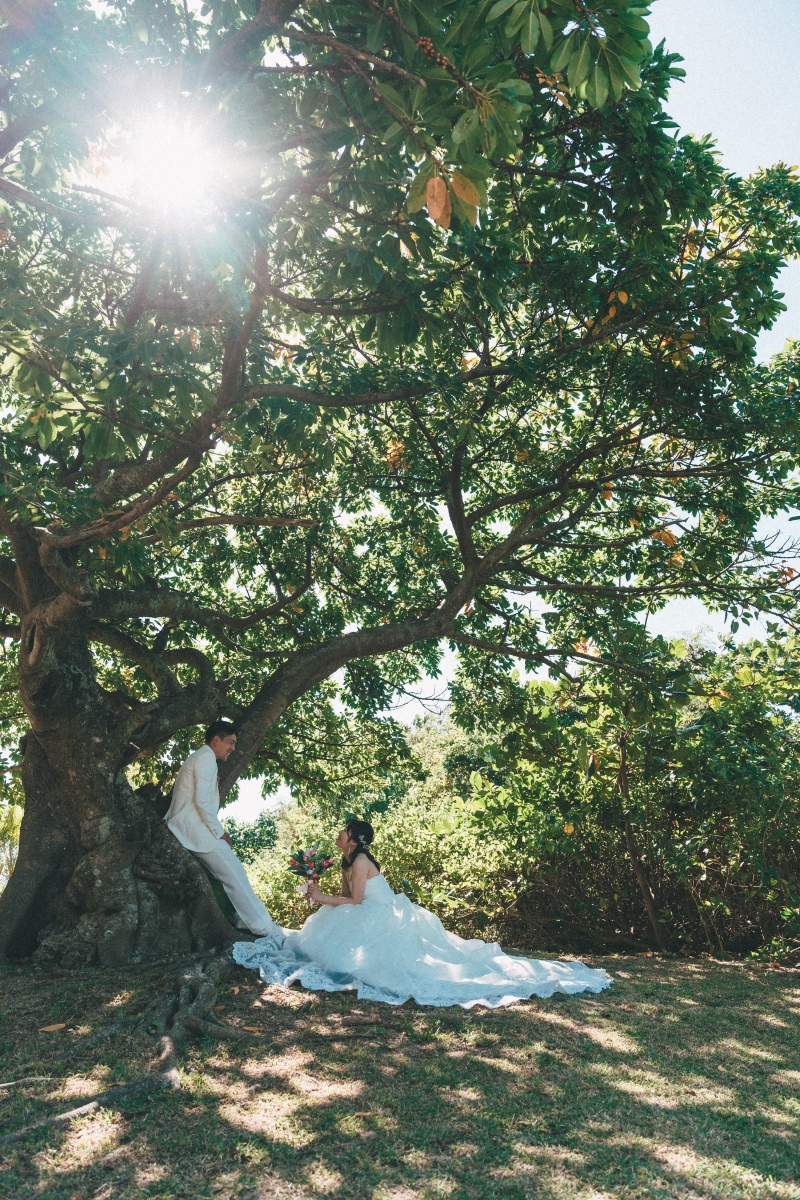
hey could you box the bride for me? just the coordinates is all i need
[233,820,612,1009]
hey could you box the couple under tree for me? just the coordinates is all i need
[169,724,612,1009]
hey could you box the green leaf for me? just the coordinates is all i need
[569,35,592,88]
[486,0,518,21]
[615,12,650,34]
[538,10,554,52]
[606,52,627,101]
[505,1,528,37]
[550,34,574,73]
[617,55,642,87]
[520,5,539,54]
[589,60,609,107]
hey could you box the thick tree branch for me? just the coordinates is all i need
[140,513,316,544]
[208,0,304,75]
[0,177,126,228]
[0,555,19,596]
[92,578,313,633]
[0,105,48,159]
[0,575,22,616]
[220,577,474,794]
[88,622,180,696]
[244,364,515,410]
[162,647,217,694]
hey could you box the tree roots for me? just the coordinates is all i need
[0,952,259,1149]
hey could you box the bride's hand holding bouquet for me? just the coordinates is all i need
[288,846,334,906]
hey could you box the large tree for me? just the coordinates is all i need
[0,0,799,965]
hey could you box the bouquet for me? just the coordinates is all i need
[288,845,334,903]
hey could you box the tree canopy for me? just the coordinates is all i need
[1,0,800,962]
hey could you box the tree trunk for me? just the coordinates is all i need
[617,735,670,952]
[0,609,237,966]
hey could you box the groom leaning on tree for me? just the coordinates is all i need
[164,720,280,939]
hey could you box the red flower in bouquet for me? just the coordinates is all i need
[287,845,334,901]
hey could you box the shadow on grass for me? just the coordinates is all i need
[1,957,799,1199]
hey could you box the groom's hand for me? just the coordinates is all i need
[221,832,233,848]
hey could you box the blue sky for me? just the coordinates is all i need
[648,0,800,360]
[227,2,800,818]
[641,0,800,642]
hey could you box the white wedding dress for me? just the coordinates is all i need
[233,873,612,1009]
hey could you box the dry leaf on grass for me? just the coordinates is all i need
[241,1026,265,1034]
[38,1024,67,1032]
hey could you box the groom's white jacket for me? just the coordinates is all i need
[164,744,225,853]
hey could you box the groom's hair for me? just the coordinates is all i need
[205,719,237,744]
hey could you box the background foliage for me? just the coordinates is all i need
[241,632,800,962]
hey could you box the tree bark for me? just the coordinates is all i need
[0,602,237,965]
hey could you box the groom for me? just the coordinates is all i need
[164,720,279,938]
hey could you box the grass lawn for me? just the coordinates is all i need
[1,954,798,1199]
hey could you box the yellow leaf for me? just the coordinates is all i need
[617,290,628,305]
[39,1023,66,1032]
[121,525,131,540]
[601,486,613,500]
[450,171,482,207]
[514,449,529,462]
[386,439,405,470]
[399,239,412,258]
[669,552,684,567]
[241,1026,264,1034]
[563,823,575,835]
[426,176,451,228]
[651,528,677,547]
[98,546,107,560]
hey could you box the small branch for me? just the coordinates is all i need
[0,1077,51,1091]
[245,382,428,408]
[261,280,400,316]
[291,29,426,86]
[124,241,162,326]
[0,177,126,228]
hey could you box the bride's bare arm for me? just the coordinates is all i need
[309,857,368,906]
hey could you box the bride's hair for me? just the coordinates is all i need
[342,819,380,872]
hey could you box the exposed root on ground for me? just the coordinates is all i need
[0,951,258,1148]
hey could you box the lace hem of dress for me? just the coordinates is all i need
[232,938,613,1010]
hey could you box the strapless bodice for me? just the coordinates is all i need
[360,873,394,905]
